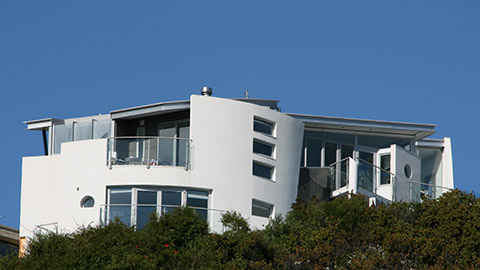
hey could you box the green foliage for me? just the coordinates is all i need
[221,211,250,233]
[3,190,480,269]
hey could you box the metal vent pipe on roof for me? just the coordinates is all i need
[201,86,212,96]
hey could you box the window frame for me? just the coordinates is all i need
[252,161,275,180]
[253,117,276,137]
[253,139,275,159]
[251,199,274,218]
[106,186,209,228]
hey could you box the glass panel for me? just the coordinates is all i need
[137,190,157,229]
[53,124,73,154]
[253,162,273,179]
[340,145,353,186]
[187,190,208,221]
[137,127,145,162]
[253,118,273,136]
[93,119,111,139]
[418,147,443,197]
[380,154,391,185]
[109,189,132,226]
[252,200,272,218]
[159,123,175,166]
[178,122,190,138]
[73,122,92,141]
[358,152,374,192]
[162,191,182,214]
[253,140,273,157]
[177,122,190,166]
[306,138,321,167]
[325,142,337,166]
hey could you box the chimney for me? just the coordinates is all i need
[201,86,212,96]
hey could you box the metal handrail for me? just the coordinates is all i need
[327,157,350,167]
[100,204,228,213]
[407,180,453,190]
[107,136,192,170]
[108,136,192,142]
[358,158,395,176]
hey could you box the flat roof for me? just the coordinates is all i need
[288,113,436,140]
[110,100,190,120]
[24,118,64,130]
[0,225,19,246]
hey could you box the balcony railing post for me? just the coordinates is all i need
[146,138,151,169]
[348,157,358,194]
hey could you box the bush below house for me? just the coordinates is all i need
[2,190,480,269]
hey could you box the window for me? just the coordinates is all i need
[187,190,209,221]
[252,162,274,179]
[106,187,209,228]
[252,199,273,218]
[80,196,95,208]
[380,154,391,185]
[158,121,190,166]
[254,117,274,136]
[136,190,156,229]
[306,138,322,167]
[109,188,132,226]
[253,140,274,157]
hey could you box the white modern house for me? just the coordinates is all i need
[20,88,454,249]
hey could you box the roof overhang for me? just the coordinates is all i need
[416,138,445,148]
[110,100,190,120]
[288,113,436,140]
[24,118,64,130]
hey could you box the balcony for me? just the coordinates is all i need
[107,137,192,169]
[329,157,452,203]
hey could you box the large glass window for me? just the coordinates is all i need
[162,191,182,214]
[324,142,337,166]
[136,190,157,229]
[158,121,190,166]
[109,188,132,226]
[306,138,322,167]
[187,190,208,221]
[107,187,209,228]
[158,123,176,165]
[254,117,274,136]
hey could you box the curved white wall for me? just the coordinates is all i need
[190,95,304,229]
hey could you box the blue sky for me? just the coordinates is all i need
[1,1,479,229]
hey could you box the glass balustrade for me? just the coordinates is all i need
[408,181,453,202]
[107,137,191,169]
[100,204,227,231]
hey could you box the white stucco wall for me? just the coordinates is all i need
[20,95,304,239]
[190,95,304,229]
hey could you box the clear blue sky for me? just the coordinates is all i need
[1,1,479,229]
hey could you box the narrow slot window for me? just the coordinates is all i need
[253,140,274,157]
[253,162,273,179]
[252,199,273,218]
[254,117,274,136]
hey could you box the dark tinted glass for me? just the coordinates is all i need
[253,141,273,157]
[253,162,272,179]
